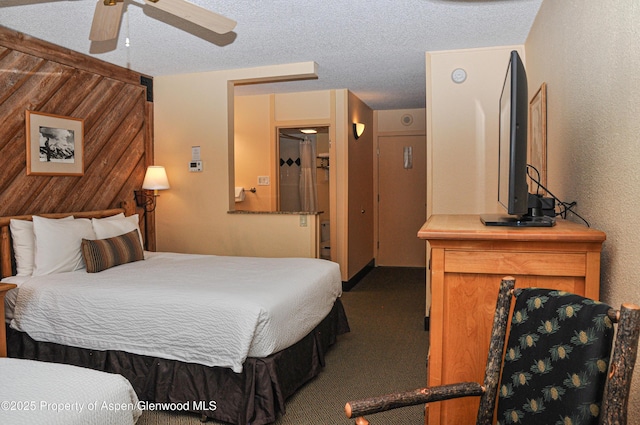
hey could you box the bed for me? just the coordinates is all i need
[0,357,141,425]
[1,203,349,425]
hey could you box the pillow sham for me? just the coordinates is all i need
[92,214,143,248]
[81,230,144,273]
[32,216,96,276]
[91,212,125,222]
[10,216,73,276]
[10,219,36,277]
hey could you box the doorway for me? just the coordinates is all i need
[277,126,331,259]
[377,134,426,267]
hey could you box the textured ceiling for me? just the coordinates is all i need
[0,0,542,110]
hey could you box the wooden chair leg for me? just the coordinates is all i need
[355,417,370,425]
[600,303,640,425]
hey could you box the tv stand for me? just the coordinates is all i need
[481,193,556,226]
[418,215,605,425]
[480,213,555,227]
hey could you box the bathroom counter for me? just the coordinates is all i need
[228,210,324,215]
[228,210,330,260]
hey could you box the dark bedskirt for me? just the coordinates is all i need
[7,299,349,425]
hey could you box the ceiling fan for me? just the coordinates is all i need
[89,0,237,42]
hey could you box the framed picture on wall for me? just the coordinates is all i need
[26,111,84,176]
[528,82,547,194]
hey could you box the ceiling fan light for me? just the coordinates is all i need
[104,0,118,5]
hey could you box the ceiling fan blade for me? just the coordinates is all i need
[89,0,125,41]
[144,0,237,34]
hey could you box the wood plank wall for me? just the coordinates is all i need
[0,26,155,248]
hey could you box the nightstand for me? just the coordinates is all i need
[0,283,17,357]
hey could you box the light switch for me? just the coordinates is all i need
[258,176,270,186]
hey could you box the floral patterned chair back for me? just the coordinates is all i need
[495,288,614,425]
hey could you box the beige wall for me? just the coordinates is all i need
[376,108,426,134]
[234,90,334,213]
[152,63,321,259]
[426,46,524,216]
[526,0,640,413]
[155,68,373,281]
[234,91,334,212]
[232,89,374,281]
[234,94,273,212]
[274,90,332,121]
[347,91,375,278]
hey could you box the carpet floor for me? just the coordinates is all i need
[136,266,428,425]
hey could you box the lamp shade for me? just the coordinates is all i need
[353,122,365,139]
[142,166,170,191]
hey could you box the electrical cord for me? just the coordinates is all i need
[526,165,590,227]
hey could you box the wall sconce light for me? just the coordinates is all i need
[135,165,170,212]
[353,122,365,140]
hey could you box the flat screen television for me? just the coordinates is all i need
[481,50,555,227]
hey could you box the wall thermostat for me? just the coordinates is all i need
[189,160,202,172]
[451,68,467,84]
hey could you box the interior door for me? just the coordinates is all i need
[378,135,426,267]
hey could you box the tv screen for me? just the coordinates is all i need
[481,50,555,227]
[498,50,529,216]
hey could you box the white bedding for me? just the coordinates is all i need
[0,357,141,425]
[7,252,342,373]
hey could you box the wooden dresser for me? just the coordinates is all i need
[418,214,606,425]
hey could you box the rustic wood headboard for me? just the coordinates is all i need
[0,201,136,279]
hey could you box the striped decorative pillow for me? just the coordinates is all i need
[81,230,144,273]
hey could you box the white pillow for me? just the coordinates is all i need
[10,216,73,276]
[91,212,125,222]
[32,216,96,276]
[92,214,143,248]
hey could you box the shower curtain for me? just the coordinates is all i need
[299,137,317,212]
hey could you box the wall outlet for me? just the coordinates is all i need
[299,215,307,227]
[258,176,270,185]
